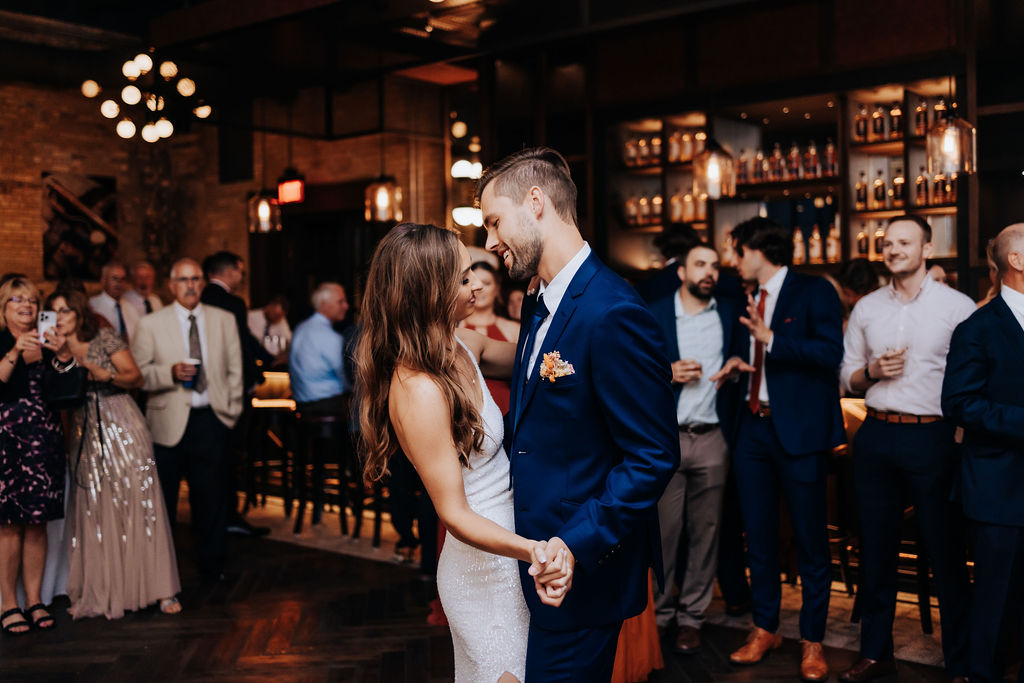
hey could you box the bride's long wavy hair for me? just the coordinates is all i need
[356,222,485,481]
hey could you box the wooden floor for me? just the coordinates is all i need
[0,533,952,683]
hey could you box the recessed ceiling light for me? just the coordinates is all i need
[782,106,790,114]
[804,113,811,119]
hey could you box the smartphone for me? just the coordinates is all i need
[38,310,57,344]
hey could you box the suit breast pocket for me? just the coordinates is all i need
[541,375,582,391]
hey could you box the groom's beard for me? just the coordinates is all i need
[686,279,714,301]
[507,213,544,281]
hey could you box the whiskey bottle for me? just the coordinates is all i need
[787,141,803,179]
[695,193,708,222]
[625,194,639,225]
[680,132,693,162]
[651,193,663,223]
[933,172,947,205]
[826,223,841,263]
[873,224,886,260]
[824,138,837,176]
[792,228,807,265]
[624,136,638,167]
[682,192,696,223]
[855,172,868,211]
[805,140,821,178]
[857,224,870,257]
[753,149,767,183]
[737,149,749,184]
[889,102,903,139]
[947,172,958,203]
[872,169,888,210]
[637,192,651,224]
[667,131,681,164]
[721,235,736,268]
[915,166,929,205]
[808,225,824,264]
[694,131,707,156]
[669,189,684,223]
[871,105,886,141]
[637,137,650,166]
[914,98,928,137]
[770,142,785,181]
[892,167,906,208]
[854,103,869,142]
[650,136,663,162]
[934,97,948,123]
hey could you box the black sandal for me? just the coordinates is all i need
[25,604,55,630]
[1,608,30,636]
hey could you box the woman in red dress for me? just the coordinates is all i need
[458,261,519,414]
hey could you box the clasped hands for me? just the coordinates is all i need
[528,537,574,607]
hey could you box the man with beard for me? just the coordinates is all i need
[649,241,740,654]
[839,215,973,683]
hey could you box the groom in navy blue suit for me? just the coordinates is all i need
[478,147,679,681]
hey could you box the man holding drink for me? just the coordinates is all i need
[132,258,243,581]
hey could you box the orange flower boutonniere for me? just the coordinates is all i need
[539,351,575,383]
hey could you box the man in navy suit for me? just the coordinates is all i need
[942,223,1024,683]
[478,147,679,682]
[648,241,741,654]
[711,217,844,682]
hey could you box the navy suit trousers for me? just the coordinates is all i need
[732,410,830,641]
[525,619,622,682]
[970,522,1024,683]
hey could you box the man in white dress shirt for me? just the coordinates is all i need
[123,261,164,318]
[839,215,973,683]
[89,261,139,340]
[247,295,291,355]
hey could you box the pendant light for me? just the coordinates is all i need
[365,78,403,223]
[692,138,737,201]
[926,79,977,176]
[249,104,282,233]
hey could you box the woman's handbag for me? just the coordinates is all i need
[43,357,88,410]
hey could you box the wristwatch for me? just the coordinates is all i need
[864,364,876,382]
[107,368,118,384]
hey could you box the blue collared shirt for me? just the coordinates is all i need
[674,293,723,425]
[289,313,346,403]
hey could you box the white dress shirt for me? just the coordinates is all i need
[526,242,591,379]
[1002,284,1024,333]
[675,293,723,425]
[247,309,292,348]
[123,289,163,318]
[173,301,211,408]
[89,291,140,339]
[746,266,788,404]
[840,275,976,415]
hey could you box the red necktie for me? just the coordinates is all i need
[748,289,768,414]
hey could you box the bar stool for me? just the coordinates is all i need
[292,411,341,534]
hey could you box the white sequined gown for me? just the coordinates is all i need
[436,341,529,683]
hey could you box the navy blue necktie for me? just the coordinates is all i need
[521,293,550,383]
[115,301,127,339]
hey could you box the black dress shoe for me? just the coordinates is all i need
[227,517,270,537]
[725,600,751,617]
[839,658,897,682]
[674,625,701,654]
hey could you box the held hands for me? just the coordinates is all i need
[528,537,575,607]
[671,359,703,384]
[739,293,773,345]
[869,348,906,380]
[14,331,43,364]
[709,356,757,390]
[172,361,197,382]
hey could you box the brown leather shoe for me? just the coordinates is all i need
[674,625,701,654]
[800,640,829,681]
[838,657,897,682]
[729,626,782,664]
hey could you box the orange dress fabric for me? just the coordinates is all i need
[611,571,664,683]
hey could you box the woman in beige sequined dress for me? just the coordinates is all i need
[46,289,181,619]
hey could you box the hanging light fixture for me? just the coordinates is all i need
[250,104,283,233]
[927,86,977,176]
[365,80,403,223]
[692,138,737,200]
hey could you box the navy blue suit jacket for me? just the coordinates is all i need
[727,270,845,456]
[508,251,679,631]
[648,290,741,447]
[941,295,1024,527]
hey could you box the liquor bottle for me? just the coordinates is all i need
[753,149,766,183]
[857,224,870,257]
[933,172,947,205]
[638,192,651,224]
[808,225,824,264]
[651,193,663,223]
[637,137,650,166]
[682,192,696,222]
[915,165,929,205]
[873,224,886,260]
[914,97,928,137]
[854,103,869,142]
[787,141,803,179]
[721,235,736,267]
[667,131,681,164]
[792,228,806,265]
[695,193,708,222]
[680,132,693,162]
[694,131,707,155]
[625,193,639,225]
[889,102,903,139]
[737,149,749,184]
[948,172,958,203]
[669,189,684,223]
[934,97,948,123]
[823,138,837,176]
[892,167,906,208]
[871,105,886,140]
[770,142,785,181]
[624,136,638,166]
[872,169,888,210]
[855,171,868,211]
[805,140,821,178]
[650,136,662,162]
[826,222,841,263]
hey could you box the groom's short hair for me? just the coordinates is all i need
[476,147,578,228]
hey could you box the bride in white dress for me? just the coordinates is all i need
[354,223,571,683]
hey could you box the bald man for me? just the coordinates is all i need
[942,223,1024,683]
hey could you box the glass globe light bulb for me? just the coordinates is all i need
[155,117,173,138]
[81,80,100,98]
[176,78,196,97]
[122,60,141,80]
[134,53,153,74]
[193,104,212,119]
[159,61,178,80]
[141,123,160,143]
[121,85,141,105]
[100,99,119,118]
[116,118,136,139]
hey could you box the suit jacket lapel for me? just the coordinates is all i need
[994,295,1024,347]
[509,293,538,427]
[164,307,188,362]
[201,304,219,385]
[769,270,796,329]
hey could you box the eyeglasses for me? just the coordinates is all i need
[54,308,74,316]
[172,276,203,284]
[7,296,39,306]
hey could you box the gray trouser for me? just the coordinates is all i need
[654,426,729,628]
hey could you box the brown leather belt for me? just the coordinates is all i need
[752,404,771,418]
[867,408,943,424]
[679,423,718,435]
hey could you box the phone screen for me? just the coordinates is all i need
[37,311,57,344]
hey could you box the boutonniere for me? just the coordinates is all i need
[539,351,575,383]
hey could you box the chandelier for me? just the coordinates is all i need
[80,50,211,142]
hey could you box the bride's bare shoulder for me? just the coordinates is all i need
[390,366,442,404]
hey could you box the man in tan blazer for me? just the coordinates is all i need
[132,258,243,581]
